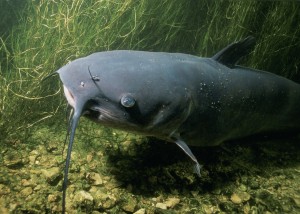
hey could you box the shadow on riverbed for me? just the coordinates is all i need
[105,134,300,195]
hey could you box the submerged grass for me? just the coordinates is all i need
[0,0,300,142]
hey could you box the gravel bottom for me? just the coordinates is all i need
[0,127,299,213]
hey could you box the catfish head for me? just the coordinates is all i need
[57,51,194,138]
[56,50,197,213]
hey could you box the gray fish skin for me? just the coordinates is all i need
[58,50,300,147]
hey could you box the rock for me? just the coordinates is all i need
[94,191,116,209]
[29,155,37,165]
[122,198,137,212]
[86,154,93,163]
[3,151,24,168]
[156,202,167,210]
[165,197,180,208]
[102,197,116,209]
[293,197,300,208]
[48,193,59,203]
[74,190,94,205]
[86,172,103,186]
[20,187,33,197]
[134,208,146,214]
[230,193,242,204]
[0,184,10,195]
[0,198,9,214]
[230,191,251,204]
[41,167,61,185]
[21,179,33,187]
[34,185,42,191]
[238,184,248,192]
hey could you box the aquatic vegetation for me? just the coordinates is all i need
[1,0,300,139]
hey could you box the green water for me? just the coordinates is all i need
[0,1,300,213]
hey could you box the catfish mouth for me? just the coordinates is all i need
[62,84,126,125]
[84,100,139,130]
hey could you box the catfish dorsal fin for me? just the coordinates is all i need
[212,36,256,68]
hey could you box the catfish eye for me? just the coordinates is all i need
[121,94,135,108]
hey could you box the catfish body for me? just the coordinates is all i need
[58,49,300,146]
[55,37,300,213]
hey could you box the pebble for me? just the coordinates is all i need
[230,193,242,204]
[20,187,33,197]
[165,197,180,208]
[41,167,61,184]
[86,154,93,163]
[48,194,59,203]
[3,152,23,168]
[21,179,33,187]
[156,202,167,209]
[0,184,10,195]
[29,155,37,165]
[93,191,116,209]
[230,191,251,204]
[293,197,300,208]
[86,172,103,186]
[102,197,116,209]
[74,190,94,204]
[122,200,137,213]
[134,208,146,214]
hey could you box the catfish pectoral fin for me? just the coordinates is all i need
[173,139,201,177]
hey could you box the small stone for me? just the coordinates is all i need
[134,208,146,214]
[231,193,242,204]
[86,154,93,163]
[102,197,116,209]
[293,197,300,208]
[3,151,23,168]
[20,187,33,197]
[0,184,10,195]
[0,198,9,213]
[21,179,33,187]
[238,184,248,192]
[34,185,42,191]
[230,191,251,204]
[94,191,116,209]
[86,172,103,186]
[41,167,61,185]
[29,155,37,165]
[243,203,251,213]
[122,198,137,213]
[74,190,93,204]
[48,194,59,203]
[156,202,167,209]
[165,197,180,208]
